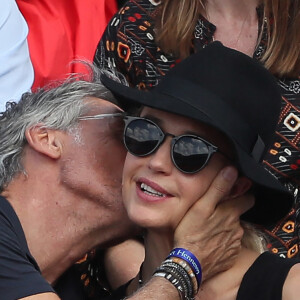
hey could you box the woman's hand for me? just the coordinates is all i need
[174,166,254,281]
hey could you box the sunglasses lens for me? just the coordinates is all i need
[124,119,162,156]
[173,136,210,173]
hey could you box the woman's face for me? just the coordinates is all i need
[122,107,232,231]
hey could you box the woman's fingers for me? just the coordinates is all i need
[199,166,238,209]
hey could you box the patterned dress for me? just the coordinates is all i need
[94,0,300,260]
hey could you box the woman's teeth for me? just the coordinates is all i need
[140,182,166,197]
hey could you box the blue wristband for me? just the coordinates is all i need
[168,248,202,285]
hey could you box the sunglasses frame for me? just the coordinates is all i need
[78,112,126,121]
[123,116,219,174]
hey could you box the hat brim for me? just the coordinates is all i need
[235,148,292,225]
[102,74,293,226]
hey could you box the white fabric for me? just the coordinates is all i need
[0,0,34,112]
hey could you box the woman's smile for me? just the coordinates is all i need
[136,177,174,203]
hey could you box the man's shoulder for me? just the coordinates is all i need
[0,196,55,299]
[0,195,20,233]
[0,195,34,264]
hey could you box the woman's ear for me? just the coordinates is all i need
[230,176,253,198]
[25,125,62,159]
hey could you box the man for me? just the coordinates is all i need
[0,67,251,299]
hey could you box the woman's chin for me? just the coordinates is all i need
[128,213,172,231]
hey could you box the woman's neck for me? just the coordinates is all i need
[143,230,174,281]
[205,0,260,20]
[127,229,173,295]
[204,0,260,56]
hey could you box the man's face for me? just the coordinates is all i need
[59,97,134,242]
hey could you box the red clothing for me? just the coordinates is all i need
[17,0,118,89]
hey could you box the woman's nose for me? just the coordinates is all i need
[148,138,173,174]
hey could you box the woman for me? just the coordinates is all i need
[101,42,300,299]
[95,0,300,258]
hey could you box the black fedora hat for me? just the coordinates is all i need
[101,42,293,226]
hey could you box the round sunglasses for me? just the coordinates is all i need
[123,116,222,174]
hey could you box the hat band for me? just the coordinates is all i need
[251,135,265,162]
[158,78,265,161]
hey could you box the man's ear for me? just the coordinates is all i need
[230,176,253,198]
[25,125,63,159]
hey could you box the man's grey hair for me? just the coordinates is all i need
[0,64,120,192]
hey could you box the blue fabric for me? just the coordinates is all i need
[0,0,33,112]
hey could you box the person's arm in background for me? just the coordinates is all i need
[0,0,34,112]
[20,294,59,300]
[283,264,300,300]
[104,239,145,290]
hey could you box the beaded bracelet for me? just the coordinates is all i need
[154,257,198,299]
[159,264,193,299]
[167,257,198,295]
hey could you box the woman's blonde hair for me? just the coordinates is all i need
[241,222,267,254]
[155,0,300,77]
[262,0,300,77]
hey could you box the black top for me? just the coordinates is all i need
[0,195,102,300]
[54,265,89,300]
[237,252,299,300]
[0,196,55,299]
